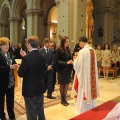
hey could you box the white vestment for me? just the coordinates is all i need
[73,44,100,115]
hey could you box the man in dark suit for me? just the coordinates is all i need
[71,39,81,79]
[18,36,46,120]
[39,38,55,99]
[9,42,16,57]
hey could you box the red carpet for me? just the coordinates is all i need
[70,101,117,120]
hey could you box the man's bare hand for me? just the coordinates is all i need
[20,48,26,57]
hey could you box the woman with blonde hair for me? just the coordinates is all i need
[111,45,119,67]
[0,37,18,120]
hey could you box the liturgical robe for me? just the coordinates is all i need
[73,44,100,115]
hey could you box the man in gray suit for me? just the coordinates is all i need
[39,38,56,99]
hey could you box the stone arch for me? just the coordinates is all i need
[0,0,10,20]
[40,0,44,9]
[11,0,27,17]
[0,0,10,37]
[10,0,27,45]
[47,6,58,42]
[46,2,56,21]
[42,0,56,37]
[34,0,41,9]
[26,0,41,10]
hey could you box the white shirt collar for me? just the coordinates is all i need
[44,46,48,50]
[29,48,38,52]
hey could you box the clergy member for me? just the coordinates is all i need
[73,36,100,115]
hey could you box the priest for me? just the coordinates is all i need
[73,36,100,115]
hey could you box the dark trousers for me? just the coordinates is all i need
[44,70,53,95]
[24,94,45,120]
[0,86,15,119]
[52,69,56,91]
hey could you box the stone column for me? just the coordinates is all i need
[26,9,42,37]
[55,0,69,46]
[55,0,86,50]
[86,16,89,39]
[0,21,9,37]
[92,0,117,46]
[0,22,3,37]
[9,17,23,44]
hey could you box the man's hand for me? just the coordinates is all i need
[20,48,26,57]
[47,65,52,70]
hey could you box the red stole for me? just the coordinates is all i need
[89,49,97,99]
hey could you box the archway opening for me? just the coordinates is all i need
[48,7,58,42]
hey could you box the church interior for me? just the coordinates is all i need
[0,0,120,120]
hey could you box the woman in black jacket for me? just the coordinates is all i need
[55,36,73,106]
[0,37,18,120]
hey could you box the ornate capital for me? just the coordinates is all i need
[9,17,23,22]
[26,9,43,16]
[54,0,60,7]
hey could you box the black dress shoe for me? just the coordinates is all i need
[66,101,69,105]
[47,95,56,99]
[61,101,68,106]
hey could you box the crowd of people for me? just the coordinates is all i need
[0,35,120,120]
[95,44,120,79]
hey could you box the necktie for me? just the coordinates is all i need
[46,49,48,53]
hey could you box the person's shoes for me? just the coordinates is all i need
[47,95,56,99]
[66,101,69,105]
[61,101,68,106]
[61,100,68,106]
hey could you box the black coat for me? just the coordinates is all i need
[55,48,72,73]
[0,52,16,88]
[55,48,72,84]
[18,50,46,97]
[73,43,81,53]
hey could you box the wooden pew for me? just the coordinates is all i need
[101,61,117,79]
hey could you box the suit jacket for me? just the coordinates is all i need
[0,52,16,88]
[39,47,54,69]
[18,50,46,97]
[14,47,22,59]
[9,46,16,55]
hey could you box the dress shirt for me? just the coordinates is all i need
[44,46,49,53]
